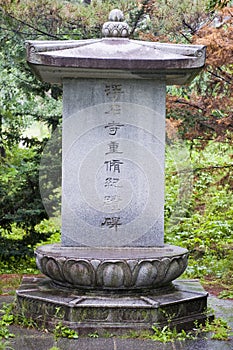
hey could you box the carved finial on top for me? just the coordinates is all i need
[102,9,129,38]
[109,9,124,22]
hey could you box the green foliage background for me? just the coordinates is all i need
[0,0,232,294]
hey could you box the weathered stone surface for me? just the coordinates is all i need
[62,79,166,247]
[35,244,188,290]
[102,9,129,38]
[3,292,233,350]
[26,39,206,84]
[16,277,210,334]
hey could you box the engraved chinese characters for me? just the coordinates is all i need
[62,79,166,247]
[102,84,124,231]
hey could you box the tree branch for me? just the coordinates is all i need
[217,67,232,83]
[0,9,61,39]
[182,19,197,35]
[172,164,233,175]
[180,31,192,43]
[173,99,204,111]
[207,69,232,84]
[130,0,150,36]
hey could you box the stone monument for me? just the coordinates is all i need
[16,9,210,333]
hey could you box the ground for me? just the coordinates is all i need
[0,274,232,299]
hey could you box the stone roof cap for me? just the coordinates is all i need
[26,9,206,85]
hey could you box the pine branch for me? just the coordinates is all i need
[207,69,232,84]
[180,31,192,43]
[182,19,197,35]
[1,8,61,39]
[217,67,232,83]
[174,99,204,111]
[130,0,150,36]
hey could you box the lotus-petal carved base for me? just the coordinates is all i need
[35,244,188,291]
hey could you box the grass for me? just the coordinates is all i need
[0,275,22,296]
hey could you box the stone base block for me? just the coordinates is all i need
[16,277,211,335]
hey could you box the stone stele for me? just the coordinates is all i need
[16,9,212,334]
